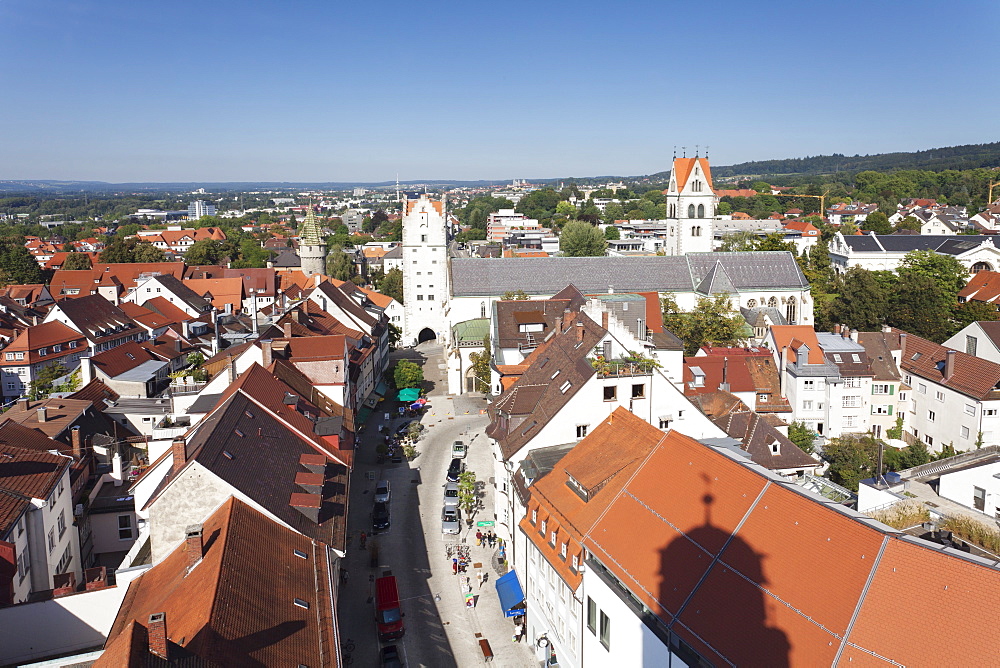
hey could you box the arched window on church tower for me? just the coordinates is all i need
[669,204,676,217]
[768,296,778,308]
[692,226,701,237]
[481,301,486,318]
[697,204,705,218]
[785,297,797,324]
[688,204,696,218]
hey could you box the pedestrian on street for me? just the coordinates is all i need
[476,570,483,589]
[476,530,483,546]
[489,531,496,548]
[360,532,367,548]
[482,571,489,586]
[452,558,458,575]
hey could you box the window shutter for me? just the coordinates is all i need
[888,406,893,415]
[889,385,895,395]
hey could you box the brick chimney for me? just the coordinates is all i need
[833,324,842,335]
[945,349,957,381]
[36,406,47,423]
[17,397,29,411]
[84,566,108,591]
[261,339,273,367]
[227,356,237,384]
[147,612,168,660]
[71,426,83,460]
[899,332,908,361]
[171,437,187,475]
[283,321,292,338]
[185,525,203,569]
[601,311,609,330]
[576,322,585,343]
[52,571,77,597]
[289,492,322,523]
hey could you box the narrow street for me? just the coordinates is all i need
[337,343,534,667]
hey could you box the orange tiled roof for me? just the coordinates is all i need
[770,325,826,364]
[672,156,713,192]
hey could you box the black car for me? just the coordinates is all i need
[372,501,390,531]
[395,421,412,436]
[446,458,463,482]
[380,644,403,667]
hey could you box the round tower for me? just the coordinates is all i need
[298,207,328,276]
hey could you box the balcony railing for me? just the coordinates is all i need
[590,356,660,378]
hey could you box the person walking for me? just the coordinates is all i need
[476,530,483,546]
[452,558,458,575]
[476,570,483,589]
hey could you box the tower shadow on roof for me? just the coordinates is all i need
[656,477,789,666]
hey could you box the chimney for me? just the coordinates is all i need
[850,329,859,342]
[299,453,326,475]
[84,566,108,591]
[171,437,187,475]
[261,339,273,367]
[899,332,907,361]
[80,356,94,385]
[833,324,842,335]
[52,571,77,597]
[314,274,322,288]
[173,338,182,353]
[945,349,957,381]
[71,426,83,460]
[601,311,609,330]
[36,406,47,423]
[17,397,29,411]
[283,321,292,338]
[185,524,203,569]
[289,492,322,523]
[227,356,237,384]
[147,613,168,660]
[842,327,849,339]
[576,322,584,343]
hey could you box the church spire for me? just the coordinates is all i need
[299,201,323,246]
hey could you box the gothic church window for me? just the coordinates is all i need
[697,204,705,218]
[688,204,696,218]
[768,296,778,308]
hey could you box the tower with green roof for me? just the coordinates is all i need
[298,206,327,276]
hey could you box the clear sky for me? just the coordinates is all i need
[2,0,998,183]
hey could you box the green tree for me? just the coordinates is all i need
[601,202,624,223]
[0,239,46,285]
[953,300,1000,330]
[326,246,355,281]
[898,250,969,300]
[828,267,891,331]
[184,239,226,265]
[894,215,921,232]
[28,362,70,400]
[604,226,620,240]
[230,239,271,269]
[559,220,607,257]
[889,273,954,342]
[662,294,745,356]
[860,211,892,234]
[393,360,423,389]
[457,469,478,518]
[378,268,403,304]
[468,334,492,394]
[788,421,816,455]
[555,201,577,218]
[98,237,166,264]
[455,229,487,244]
[823,435,879,492]
[60,251,92,271]
[387,323,401,350]
[501,289,530,300]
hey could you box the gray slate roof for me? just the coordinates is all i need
[450,252,807,297]
[842,234,995,254]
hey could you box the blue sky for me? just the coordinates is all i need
[2,0,998,182]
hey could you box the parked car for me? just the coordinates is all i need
[374,480,390,504]
[443,481,459,508]
[447,458,464,482]
[452,440,467,458]
[372,501,390,531]
[395,421,412,436]
[380,644,403,667]
[442,506,461,534]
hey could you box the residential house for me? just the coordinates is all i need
[0,427,80,605]
[94,497,339,667]
[144,363,351,563]
[0,321,88,400]
[829,232,1000,275]
[89,341,170,398]
[122,273,212,317]
[44,294,147,353]
[956,270,1000,310]
[945,320,1000,364]
[0,284,54,309]
[826,200,878,225]
[182,276,246,313]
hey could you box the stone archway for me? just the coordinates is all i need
[417,327,436,343]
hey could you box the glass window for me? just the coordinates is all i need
[631,384,645,399]
[928,410,936,422]
[576,424,588,438]
[587,597,597,634]
[961,426,970,439]
[48,528,55,553]
[936,391,945,402]
[966,404,976,416]
[57,510,66,538]
[599,611,611,649]
[603,386,616,401]
[118,514,133,540]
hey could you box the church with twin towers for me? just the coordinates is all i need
[399,153,726,345]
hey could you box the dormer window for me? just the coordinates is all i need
[770,440,780,455]
[531,509,537,525]
[540,520,547,536]
[38,348,47,356]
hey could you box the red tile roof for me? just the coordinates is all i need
[959,270,1000,304]
[683,355,756,395]
[672,157,713,192]
[770,325,826,364]
[0,434,69,501]
[91,341,160,378]
[97,497,338,667]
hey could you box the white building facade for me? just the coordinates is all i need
[401,195,451,345]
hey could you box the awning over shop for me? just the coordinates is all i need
[397,388,421,402]
[495,570,526,617]
[356,405,374,425]
[374,381,388,396]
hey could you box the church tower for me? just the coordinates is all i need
[665,155,716,255]
[298,206,328,276]
[401,194,450,345]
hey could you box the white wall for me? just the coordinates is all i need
[938,460,1000,516]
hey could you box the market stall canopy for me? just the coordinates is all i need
[397,388,421,402]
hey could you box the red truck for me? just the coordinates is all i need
[375,576,404,641]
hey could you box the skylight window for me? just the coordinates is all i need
[234,429,245,438]
[911,352,922,361]
[559,380,572,393]
[851,354,861,363]
[833,354,842,363]
[293,598,310,609]
[223,451,234,460]
[293,549,308,559]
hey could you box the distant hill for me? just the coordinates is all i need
[709,142,1000,178]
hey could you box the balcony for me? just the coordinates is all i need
[152,415,191,441]
[590,355,660,378]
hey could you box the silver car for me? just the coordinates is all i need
[443,481,459,508]
[374,480,390,504]
[442,506,461,534]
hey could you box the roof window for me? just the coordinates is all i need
[559,380,572,393]
[911,352,922,361]
[833,354,842,363]
[293,598,309,609]
[223,451,234,460]
[852,354,861,363]
[293,549,308,559]
[234,429,245,438]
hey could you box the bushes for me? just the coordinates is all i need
[941,515,1000,556]
[868,500,929,529]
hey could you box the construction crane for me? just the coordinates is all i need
[768,191,830,218]
[989,181,1000,206]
